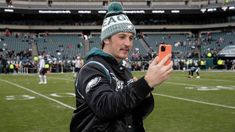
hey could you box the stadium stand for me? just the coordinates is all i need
[218,44,235,58]
[0,0,235,73]
[0,35,31,53]
[35,33,84,58]
[1,0,235,9]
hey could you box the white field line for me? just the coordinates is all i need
[166,81,198,87]
[49,77,74,82]
[161,81,235,109]
[0,79,76,110]
[6,77,231,110]
[152,93,235,110]
[172,76,235,83]
[50,77,235,110]
[50,76,234,87]
[197,78,234,83]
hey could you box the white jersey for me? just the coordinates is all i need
[75,59,83,68]
[39,58,45,71]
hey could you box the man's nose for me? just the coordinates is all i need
[124,38,132,46]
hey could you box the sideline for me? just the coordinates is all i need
[0,79,75,110]
[152,93,235,110]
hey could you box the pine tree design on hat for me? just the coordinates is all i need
[100,1,136,42]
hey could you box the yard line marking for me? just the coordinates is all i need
[152,93,235,110]
[166,81,235,89]
[49,77,74,82]
[133,71,235,83]
[0,79,76,110]
[166,81,198,87]
[197,78,235,83]
[50,77,233,88]
[39,77,235,109]
[172,76,235,83]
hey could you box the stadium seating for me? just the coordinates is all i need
[0,35,31,53]
[142,33,190,52]
[200,31,235,51]
[36,34,84,58]
[1,31,234,61]
[1,0,235,9]
[89,34,101,49]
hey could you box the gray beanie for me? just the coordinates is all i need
[100,2,136,42]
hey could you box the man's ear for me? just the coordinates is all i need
[103,38,109,44]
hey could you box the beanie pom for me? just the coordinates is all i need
[107,2,123,14]
[101,1,136,42]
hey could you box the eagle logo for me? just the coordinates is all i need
[86,77,101,93]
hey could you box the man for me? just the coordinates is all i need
[74,56,84,78]
[38,55,48,84]
[70,2,173,132]
[188,61,200,78]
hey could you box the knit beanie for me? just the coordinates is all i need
[100,1,136,42]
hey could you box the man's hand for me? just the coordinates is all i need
[144,54,173,88]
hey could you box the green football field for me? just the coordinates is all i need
[0,71,234,132]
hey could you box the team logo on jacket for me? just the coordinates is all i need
[110,73,124,91]
[86,77,101,94]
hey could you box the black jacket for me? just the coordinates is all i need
[70,48,154,132]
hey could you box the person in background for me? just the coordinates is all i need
[122,57,132,72]
[9,62,15,74]
[70,1,173,132]
[74,55,84,78]
[231,59,235,70]
[188,60,200,78]
[38,55,47,84]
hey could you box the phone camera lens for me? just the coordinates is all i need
[161,46,166,51]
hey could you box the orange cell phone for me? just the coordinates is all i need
[158,44,172,65]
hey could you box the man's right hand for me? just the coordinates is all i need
[144,54,173,88]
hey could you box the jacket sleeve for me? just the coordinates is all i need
[133,93,154,120]
[79,63,153,121]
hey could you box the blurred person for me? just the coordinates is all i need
[6,0,13,7]
[1,57,7,74]
[15,62,19,74]
[70,2,173,132]
[48,0,53,7]
[225,59,232,70]
[74,56,84,78]
[199,59,206,70]
[122,57,132,72]
[188,60,200,78]
[231,59,235,70]
[22,60,29,74]
[9,62,14,74]
[217,59,225,69]
[18,61,23,74]
[38,55,48,84]
[188,66,200,78]
[0,57,2,74]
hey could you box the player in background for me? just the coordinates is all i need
[38,55,48,84]
[74,56,84,78]
[188,60,200,78]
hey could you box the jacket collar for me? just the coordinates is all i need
[86,48,122,65]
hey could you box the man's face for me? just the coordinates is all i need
[103,32,134,62]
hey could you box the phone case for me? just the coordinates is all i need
[158,44,172,65]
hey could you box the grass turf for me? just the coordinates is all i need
[0,71,234,132]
